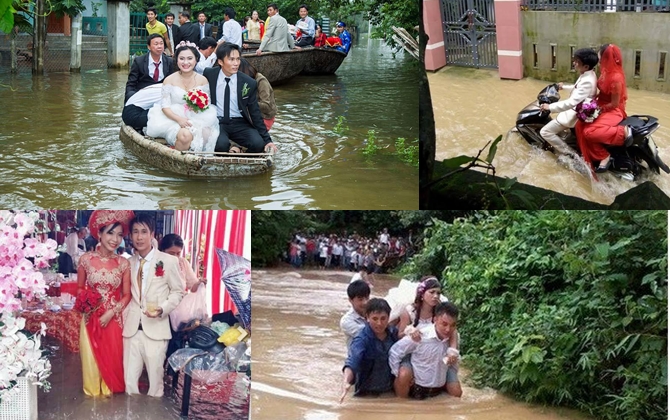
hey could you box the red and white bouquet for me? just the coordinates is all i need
[183,88,210,113]
[576,98,601,123]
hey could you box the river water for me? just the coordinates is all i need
[429,67,670,205]
[0,36,418,209]
[251,269,595,420]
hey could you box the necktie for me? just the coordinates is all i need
[152,62,160,81]
[223,77,231,123]
[137,258,146,302]
[201,24,205,39]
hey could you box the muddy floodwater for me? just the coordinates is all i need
[429,67,670,205]
[251,269,595,420]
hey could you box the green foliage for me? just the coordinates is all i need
[362,129,379,156]
[333,115,348,135]
[394,137,418,167]
[251,211,324,267]
[403,211,668,420]
[0,0,15,34]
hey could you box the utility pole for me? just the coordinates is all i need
[70,14,82,72]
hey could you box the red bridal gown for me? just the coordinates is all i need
[78,251,130,396]
[575,78,627,171]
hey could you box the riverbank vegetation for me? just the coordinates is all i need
[401,211,667,420]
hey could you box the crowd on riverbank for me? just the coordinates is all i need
[285,229,416,273]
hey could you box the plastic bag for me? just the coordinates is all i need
[216,249,251,331]
[170,284,208,330]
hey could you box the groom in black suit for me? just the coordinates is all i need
[122,34,174,131]
[203,43,278,154]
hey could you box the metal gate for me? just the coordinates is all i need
[441,0,498,68]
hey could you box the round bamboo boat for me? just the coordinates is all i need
[119,124,274,177]
[242,47,347,84]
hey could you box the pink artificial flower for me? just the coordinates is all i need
[13,213,35,237]
[23,237,40,258]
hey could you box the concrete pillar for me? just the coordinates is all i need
[423,0,446,71]
[107,0,130,68]
[33,0,46,74]
[70,14,82,72]
[494,0,523,79]
[169,2,191,17]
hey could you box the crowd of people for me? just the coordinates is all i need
[286,228,416,275]
[67,210,210,398]
[122,3,352,154]
[339,277,462,401]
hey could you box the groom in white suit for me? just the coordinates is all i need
[540,48,599,156]
[123,214,184,397]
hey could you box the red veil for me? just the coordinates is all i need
[597,44,628,114]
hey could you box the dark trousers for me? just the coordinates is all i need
[122,104,149,130]
[296,36,314,47]
[216,117,265,153]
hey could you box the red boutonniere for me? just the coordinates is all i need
[155,261,165,277]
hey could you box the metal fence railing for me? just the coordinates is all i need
[522,0,670,12]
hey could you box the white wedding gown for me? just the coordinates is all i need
[146,84,219,153]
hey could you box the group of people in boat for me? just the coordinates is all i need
[538,44,636,176]
[122,3,353,154]
[340,276,462,401]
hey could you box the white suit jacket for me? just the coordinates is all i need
[122,250,184,341]
[549,70,597,127]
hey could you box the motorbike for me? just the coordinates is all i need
[515,84,669,179]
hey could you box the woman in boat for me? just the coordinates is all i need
[78,210,133,397]
[247,10,263,41]
[239,58,277,131]
[314,24,327,47]
[146,42,219,152]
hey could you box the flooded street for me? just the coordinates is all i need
[251,269,594,420]
[0,36,417,209]
[429,67,670,205]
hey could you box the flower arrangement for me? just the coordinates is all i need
[0,314,52,402]
[576,98,601,123]
[0,210,56,402]
[74,288,104,318]
[183,88,210,113]
[155,261,165,277]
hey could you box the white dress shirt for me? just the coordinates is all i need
[216,71,242,118]
[340,308,366,350]
[147,57,164,81]
[389,324,452,388]
[134,247,156,303]
[195,51,217,74]
[220,19,243,47]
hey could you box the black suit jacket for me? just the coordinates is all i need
[198,23,213,40]
[177,21,200,45]
[203,67,272,145]
[125,53,174,103]
[166,24,180,52]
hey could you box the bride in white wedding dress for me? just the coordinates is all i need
[146,42,219,152]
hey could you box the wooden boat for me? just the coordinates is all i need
[242,47,347,84]
[119,124,274,177]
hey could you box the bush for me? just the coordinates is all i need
[403,211,667,420]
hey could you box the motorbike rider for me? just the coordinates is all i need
[539,48,599,157]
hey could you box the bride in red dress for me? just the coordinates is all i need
[575,44,634,174]
[77,210,133,396]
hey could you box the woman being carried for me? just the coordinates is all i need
[575,44,634,174]
[77,210,134,396]
[146,42,219,152]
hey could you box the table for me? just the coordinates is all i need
[60,282,79,296]
[22,309,82,353]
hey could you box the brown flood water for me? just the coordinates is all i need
[429,67,670,205]
[251,269,594,420]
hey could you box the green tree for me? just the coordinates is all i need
[403,211,668,420]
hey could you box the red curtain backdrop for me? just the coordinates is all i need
[173,211,248,316]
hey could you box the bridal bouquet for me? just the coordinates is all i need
[576,98,601,123]
[74,288,104,318]
[184,88,210,113]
